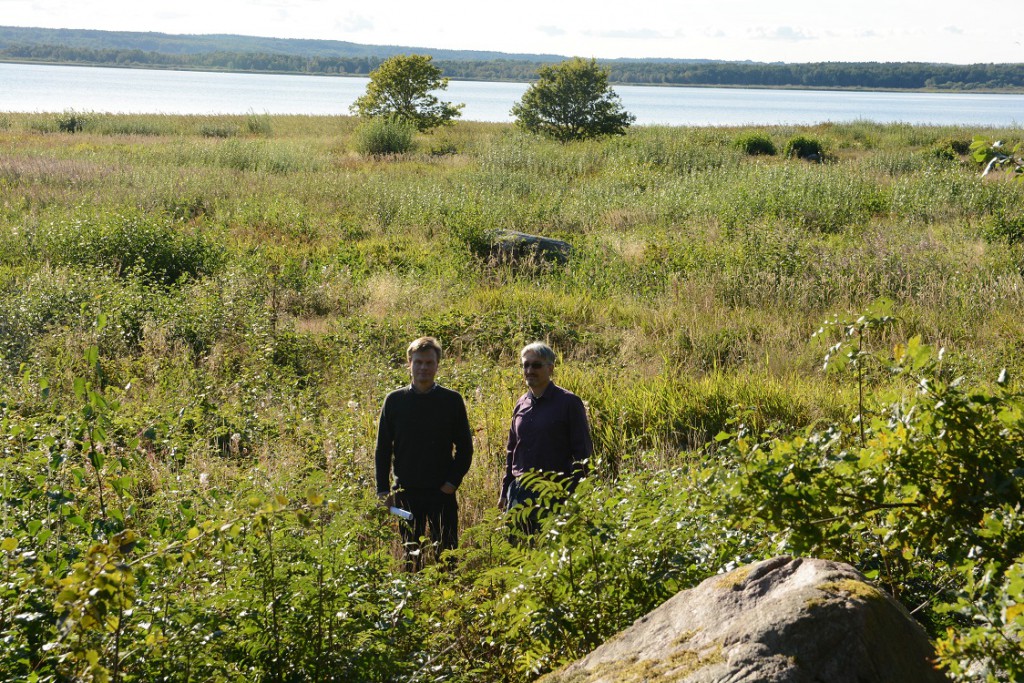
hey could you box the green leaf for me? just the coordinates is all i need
[92,425,108,444]
[89,449,105,469]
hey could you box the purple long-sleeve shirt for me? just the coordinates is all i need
[502,383,593,499]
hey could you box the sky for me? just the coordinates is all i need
[3,0,1024,64]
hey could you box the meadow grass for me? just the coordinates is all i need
[1,111,1022,681]
[2,111,1021,513]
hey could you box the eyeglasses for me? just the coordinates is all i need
[522,361,548,370]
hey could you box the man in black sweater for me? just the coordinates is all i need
[375,336,473,570]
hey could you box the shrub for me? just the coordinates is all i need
[929,137,972,162]
[353,116,417,156]
[92,116,166,136]
[213,140,310,174]
[946,137,972,156]
[245,110,273,137]
[55,109,90,133]
[983,212,1024,244]
[784,135,824,159]
[25,115,57,133]
[200,123,239,138]
[37,211,224,284]
[734,131,777,156]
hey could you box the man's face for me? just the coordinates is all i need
[521,350,553,394]
[409,349,439,390]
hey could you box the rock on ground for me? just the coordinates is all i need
[540,556,947,683]
[489,230,572,264]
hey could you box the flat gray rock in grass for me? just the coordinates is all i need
[489,230,572,264]
[540,556,948,683]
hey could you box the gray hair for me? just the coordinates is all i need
[520,342,556,365]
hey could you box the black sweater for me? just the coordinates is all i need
[374,384,473,495]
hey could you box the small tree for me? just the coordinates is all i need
[511,57,635,142]
[350,54,463,132]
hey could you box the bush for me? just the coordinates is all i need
[55,109,91,133]
[245,110,273,137]
[200,123,239,138]
[92,117,165,136]
[36,211,225,284]
[734,131,777,156]
[784,135,824,159]
[353,116,417,156]
[930,138,972,162]
[983,212,1024,244]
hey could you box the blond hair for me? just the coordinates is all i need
[407,336,443,362]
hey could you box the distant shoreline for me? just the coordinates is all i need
[6,58,1024,95]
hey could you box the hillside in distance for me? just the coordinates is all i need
[0,25,574,62]
[1,25,1022,91]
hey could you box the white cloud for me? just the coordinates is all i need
[749,26,817,42]
[586,28,666,41]
[342,14,373,33]
[538,25,567,37]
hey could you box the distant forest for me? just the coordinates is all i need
[2,25,1023,91]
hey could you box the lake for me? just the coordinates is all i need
[3,61,1023,127]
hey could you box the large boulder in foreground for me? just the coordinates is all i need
[541,556,947,683]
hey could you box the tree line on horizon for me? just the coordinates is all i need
[3,41,1024,91]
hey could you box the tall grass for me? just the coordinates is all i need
[1,112,1023,681]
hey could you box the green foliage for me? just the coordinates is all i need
[350,54,464,132]
[784,134,825,159]
[200,122,240,138]
[2,115,1024,682]
[352,115,417,156]
[972,135,1024,179]
[33,211,224,284]
[715,326,1024,656]
[937,543,1024,682]
[929,137,972,161]
[511,57,636,142]
[400,469,746,680]
[982,211,1024,244]
[734,131,777,156]
[55,109,91,133]
[201,138,317,173]
[245,109,273,137]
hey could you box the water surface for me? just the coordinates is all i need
[3,62,1022,126]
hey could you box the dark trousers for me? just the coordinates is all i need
[394,488,458,571]
[507,474,575,537]
[507,477,545,536]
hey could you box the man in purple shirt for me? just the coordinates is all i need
[499,342,593,526]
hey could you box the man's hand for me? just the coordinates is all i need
[378,491,394,508]
[498,497,507,511]
[440,482,456,495]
